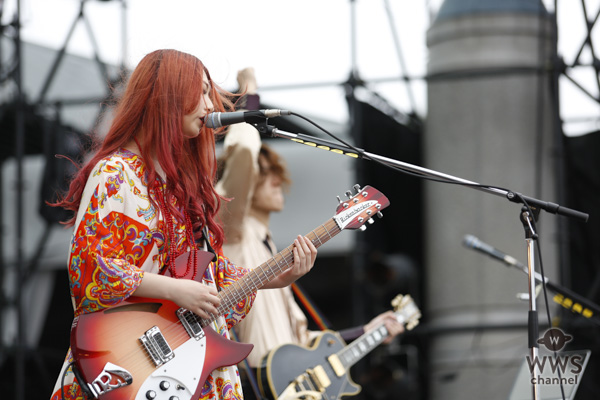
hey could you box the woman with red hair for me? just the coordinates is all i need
[49,49,317,400]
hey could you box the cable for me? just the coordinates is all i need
[288,111,514,193]
[61,361,75,400]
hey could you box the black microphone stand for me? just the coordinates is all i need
[256,121,589,400]
[521,206,541,400]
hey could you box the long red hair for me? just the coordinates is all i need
[55,49,233,247]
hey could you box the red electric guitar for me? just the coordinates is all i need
[69,184,390,400]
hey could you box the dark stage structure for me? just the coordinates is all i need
[1,1,599,400]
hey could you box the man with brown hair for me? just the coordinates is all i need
[216,68,403,398]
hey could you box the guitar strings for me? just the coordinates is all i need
[103,219,342,375]
[106,244,306,370]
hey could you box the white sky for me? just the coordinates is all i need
[3,0,600,135]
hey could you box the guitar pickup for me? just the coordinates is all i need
[306,366,331,391]
[139,326,174,367]
[177,308,206,340]
[327,354,346,377]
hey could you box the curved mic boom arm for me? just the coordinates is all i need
[258,122,588,222]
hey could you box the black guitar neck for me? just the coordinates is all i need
[333,324,389,370]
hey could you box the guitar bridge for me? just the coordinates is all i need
[306,365,331,391]
[139,326,174,367]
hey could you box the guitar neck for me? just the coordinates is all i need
[337,323,389,369]
[206,218,341,324]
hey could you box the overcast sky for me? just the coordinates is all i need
[2,0,599,135]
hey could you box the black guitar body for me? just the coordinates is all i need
[258,330,361,399]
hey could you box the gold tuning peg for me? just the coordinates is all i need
[391,294,404,308]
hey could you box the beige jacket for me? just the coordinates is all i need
[216,123,309,367]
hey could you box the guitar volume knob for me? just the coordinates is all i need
[160,380,171,391]
[169,397,180,400]
[145,390,157,400]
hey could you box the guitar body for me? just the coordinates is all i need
[258,331,360,400]
[70,251,253,400]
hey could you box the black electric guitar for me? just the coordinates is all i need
[257,294,421,400]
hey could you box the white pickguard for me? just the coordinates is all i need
[136,336,207,400]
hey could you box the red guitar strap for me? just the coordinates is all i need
[291,283,332,331]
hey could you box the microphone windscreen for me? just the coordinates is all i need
[463,234,478,248]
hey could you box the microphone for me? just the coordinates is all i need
[204,109,291,129]
[462,234,524,268]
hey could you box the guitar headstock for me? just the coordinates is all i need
[333,184,390,231]
[391,294,421,331]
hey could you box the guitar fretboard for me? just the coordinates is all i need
[338,324,389,369]
[201,217,342,327]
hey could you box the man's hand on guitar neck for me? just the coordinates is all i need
[363,310,405,344]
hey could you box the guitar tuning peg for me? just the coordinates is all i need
[353,184,361,193]
[377,211,384,219]
[359,225,367,232]
[345,190,353,199]
[368,218,375,225]
[336,196,342,204]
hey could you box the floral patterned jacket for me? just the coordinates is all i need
[50,148,255,400]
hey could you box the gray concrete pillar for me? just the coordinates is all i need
[425,1,559,398]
